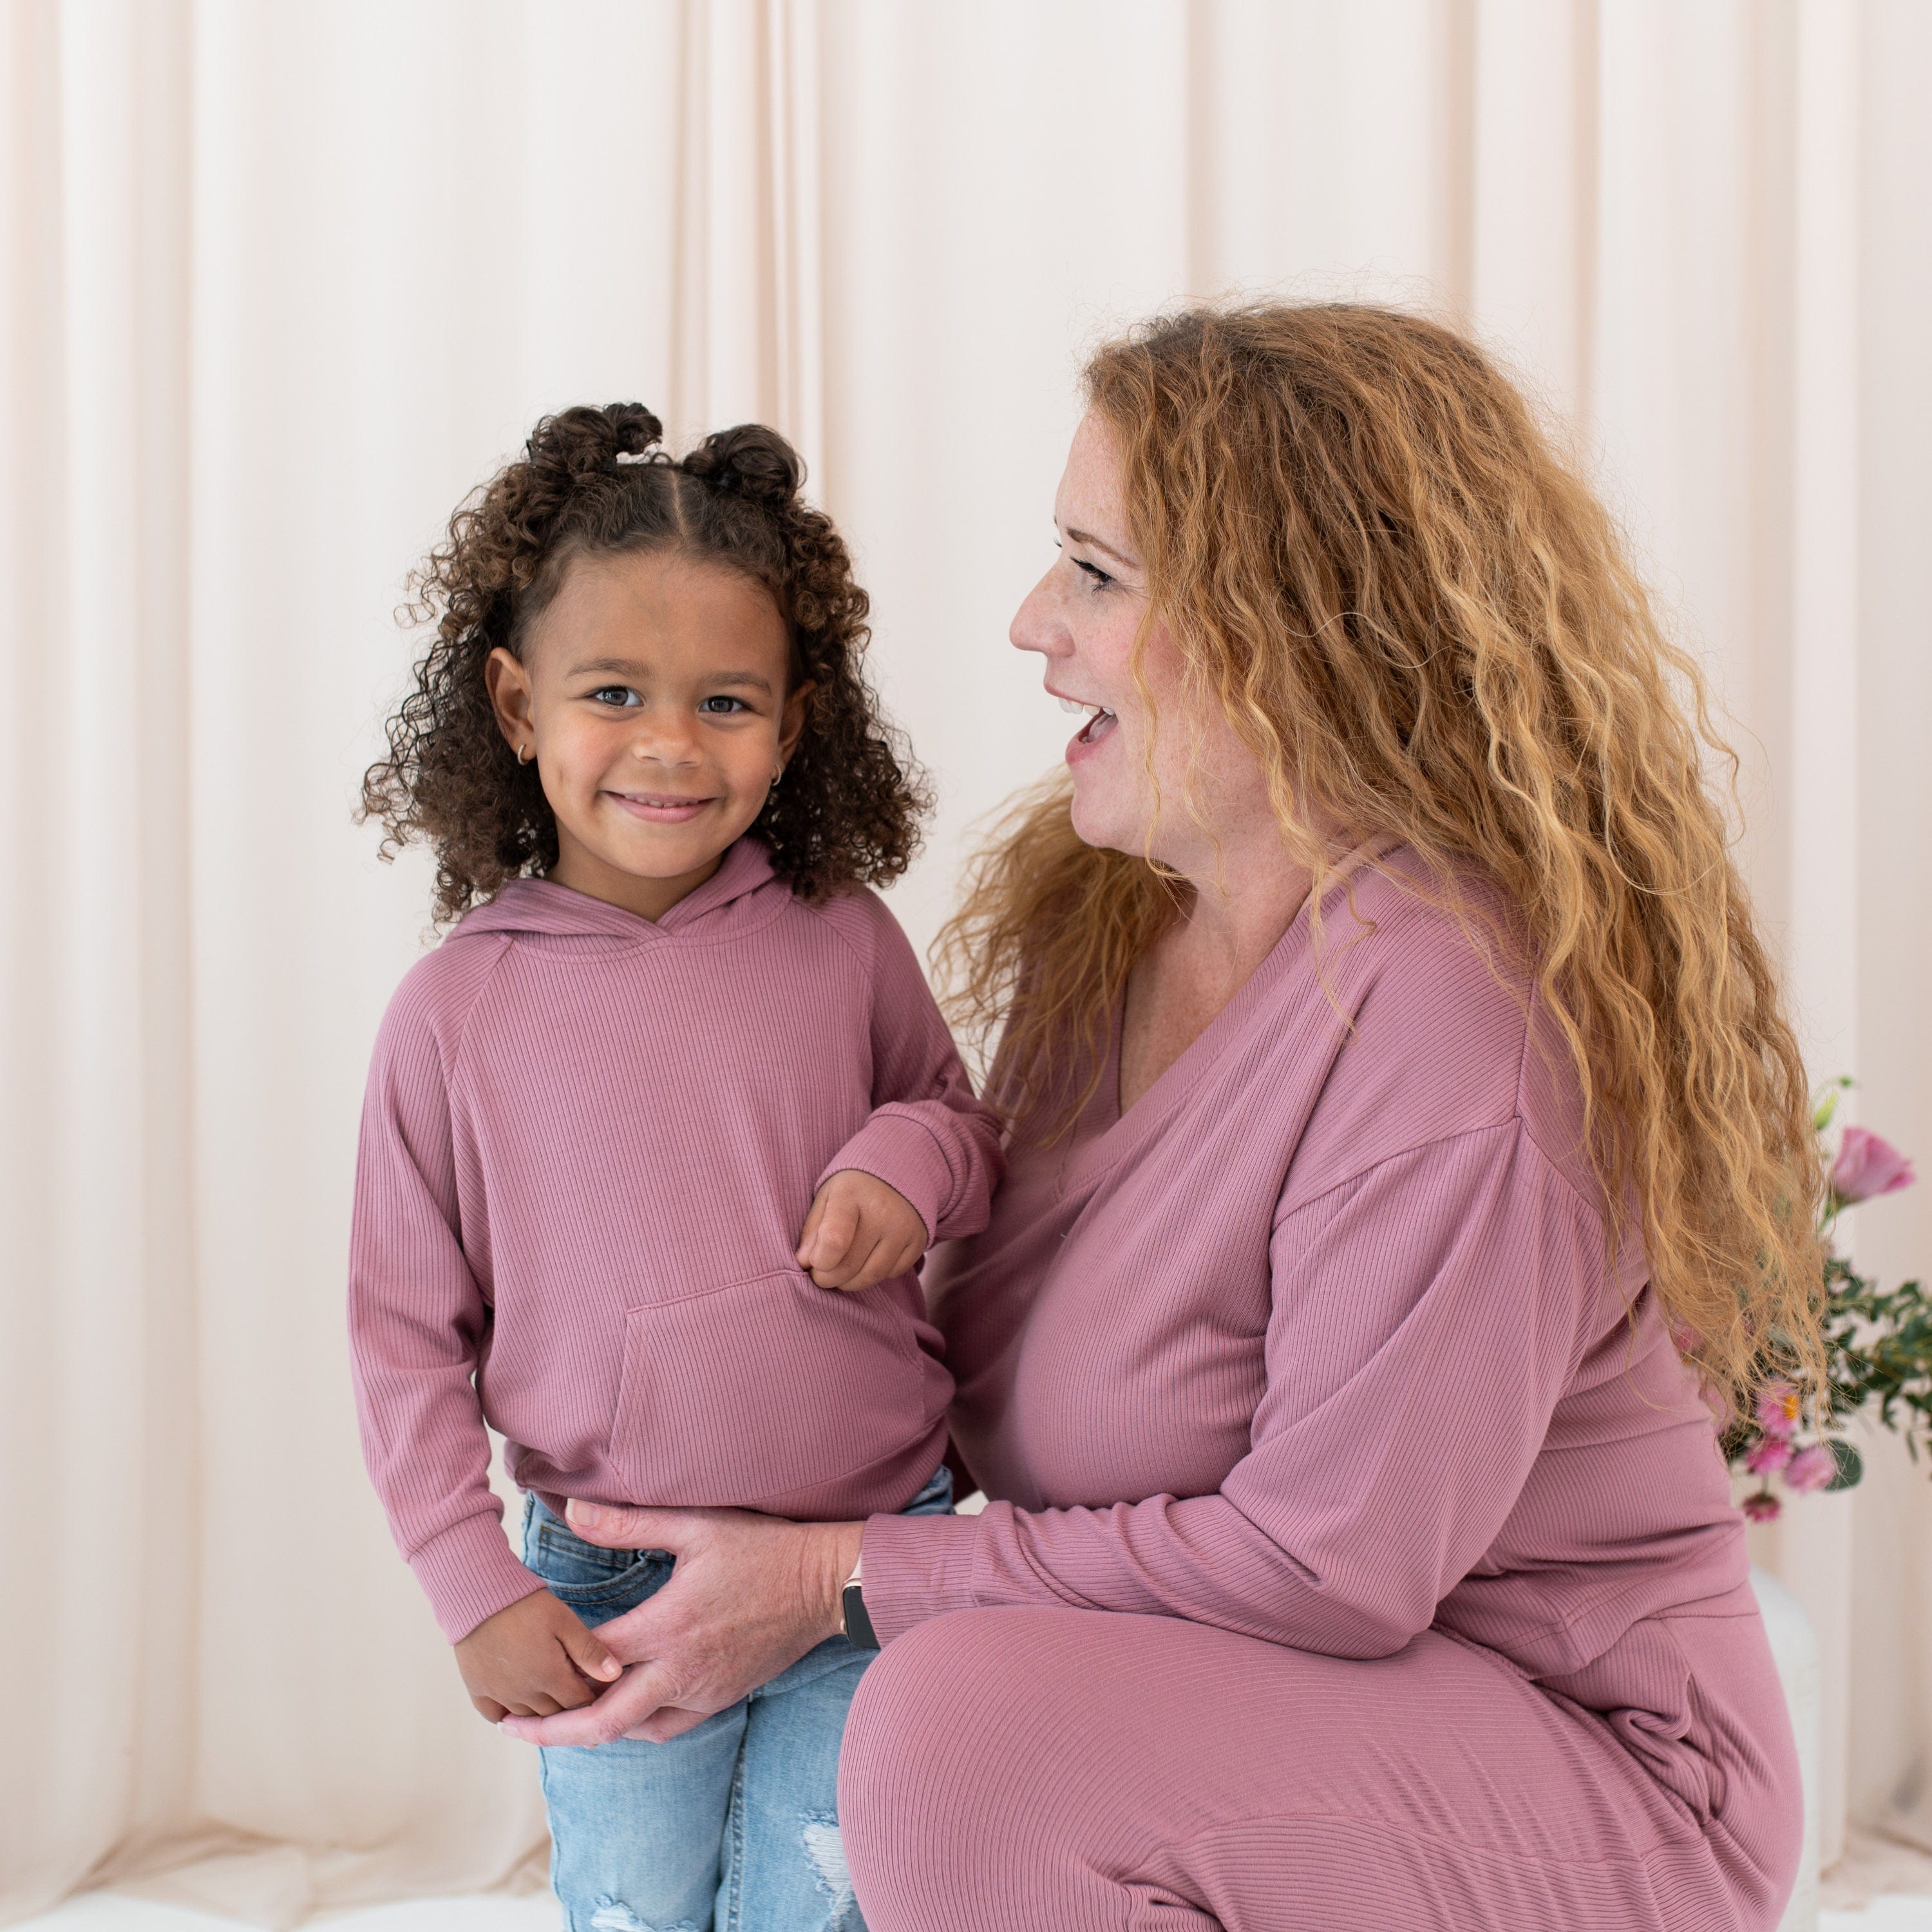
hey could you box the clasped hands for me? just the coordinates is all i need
[451,1168,916,1742]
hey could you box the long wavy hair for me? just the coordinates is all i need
[361,404,928,922]
[935,302,1823,1409]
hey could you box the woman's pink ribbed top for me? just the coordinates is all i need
[864,854,1758,1764]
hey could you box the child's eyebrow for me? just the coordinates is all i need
[567,656,651,677]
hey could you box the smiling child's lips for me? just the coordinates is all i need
[605,791,717,818]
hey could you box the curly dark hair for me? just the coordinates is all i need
[360,403,930,923]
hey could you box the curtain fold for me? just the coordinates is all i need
[3,1,1926,1922]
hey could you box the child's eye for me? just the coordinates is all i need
[590,685,641,708]
[697,696,750,715]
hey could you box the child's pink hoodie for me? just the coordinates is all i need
[349,837,1002,1642]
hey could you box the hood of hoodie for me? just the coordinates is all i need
[450,836,785,953]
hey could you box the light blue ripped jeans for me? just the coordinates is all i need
[521,1464,952,1932]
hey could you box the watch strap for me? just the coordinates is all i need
[840,1564,880,1650]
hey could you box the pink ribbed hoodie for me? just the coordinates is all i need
[349,838,1002,1642]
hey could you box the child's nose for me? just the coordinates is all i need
[629,717,701,766]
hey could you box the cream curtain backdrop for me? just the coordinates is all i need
[3,0,1927,1923]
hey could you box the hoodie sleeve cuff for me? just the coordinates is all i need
[857,1508,986,1645]
[408,1509,549,1643]
[819,1108,958,1242]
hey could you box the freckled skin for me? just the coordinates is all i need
[1007,412,1283,877]
[1009,412,1322,1109]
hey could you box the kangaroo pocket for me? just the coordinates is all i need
[607,1268,932,1507]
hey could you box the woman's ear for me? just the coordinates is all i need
[777,679,815,766]
[484,647,536,758]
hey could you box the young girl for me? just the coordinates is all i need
[350,404,1000,1932]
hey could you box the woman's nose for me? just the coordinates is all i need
[1009,571,1066,658]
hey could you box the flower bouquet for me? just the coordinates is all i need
[1723,1083,1929,1522]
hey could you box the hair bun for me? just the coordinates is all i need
[524,402,665,480]
[607,402,666,465]
[685,423,804,505]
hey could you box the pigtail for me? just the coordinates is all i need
[680,423,802,504]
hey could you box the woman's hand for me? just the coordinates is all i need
[498,1503,865,1747]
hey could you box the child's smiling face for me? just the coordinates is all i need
[486,546,810,921]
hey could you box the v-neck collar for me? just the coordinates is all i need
[1056,841,1399,1198]
[1057,892,1315,1198]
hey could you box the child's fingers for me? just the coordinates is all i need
[804,1201,861,1283]
[540,1658,598,1710]
[829,1227,895,1291]
[882,1235,927,1282]
[809,1226,869,1287]
[471,1693,510,1723]
[503,1660,679,1747]
[795,1191,828,1265]
[819,1197,860,1261]
[561,1622,623,1685]
[881,1233,925,1283]
[857,1245,917,1291]
[834,1240,885,1291]
[839,1220,932,1292]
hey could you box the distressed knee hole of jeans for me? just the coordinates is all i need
[586,1897,699,1932]
[800,1811,857,1920]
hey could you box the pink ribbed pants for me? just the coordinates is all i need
[838,1607,1799,1931]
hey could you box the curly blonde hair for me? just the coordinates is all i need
[936,301,1823,1410]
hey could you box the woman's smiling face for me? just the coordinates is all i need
[486,547,808,920]
[1010,411,1269,876]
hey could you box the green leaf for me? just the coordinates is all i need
[1825,1439,1864,1492]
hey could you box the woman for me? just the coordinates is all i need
[508,303,1815,1931]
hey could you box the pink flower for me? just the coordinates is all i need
[1756,1381,1801,1439]
[1744,1436,1794,1477]
[1741,1490,1782,1523]
[1831,1126,1915,1205]
[1784,1443,1839,1493]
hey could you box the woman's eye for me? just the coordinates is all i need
[1054,535,1121,592]
[698,696,749,715]
[590,686,640,707]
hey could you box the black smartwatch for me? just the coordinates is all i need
[840,1556,880,1650]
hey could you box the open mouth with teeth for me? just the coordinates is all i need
[1059,696,1119,747]
[606,790,717,822]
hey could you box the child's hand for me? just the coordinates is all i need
[453,1587,623,1724]
[796,1169,929,1292]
